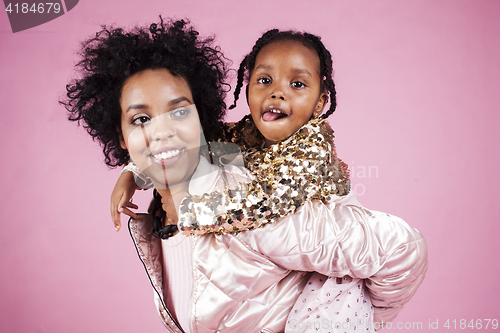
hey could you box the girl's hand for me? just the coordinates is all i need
[110,171,139,231]
[156,188,189,226]
[161,193,179,226]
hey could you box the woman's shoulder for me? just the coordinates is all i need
[192,155,254,194]
[214,164,255,191]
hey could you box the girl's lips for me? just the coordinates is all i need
[262,106,289,122]
[149,145,185,167]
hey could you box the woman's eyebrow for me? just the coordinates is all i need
[125,96,191,113]
[126,104,148,112]
[169,96,192,106]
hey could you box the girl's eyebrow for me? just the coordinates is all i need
[290,68,312,77]
[254,64,272,71]
[254,64,312,77]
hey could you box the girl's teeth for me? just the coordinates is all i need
[154,150,180,160]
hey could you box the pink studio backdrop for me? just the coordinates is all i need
[1,1,499,332]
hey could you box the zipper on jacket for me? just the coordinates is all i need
[128,218,185,333]
[189,236,197,333]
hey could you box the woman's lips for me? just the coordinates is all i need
[262,106,289,121]
[149,145,184,167]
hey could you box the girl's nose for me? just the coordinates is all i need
[271,89,286,100]
[270,82,286,100]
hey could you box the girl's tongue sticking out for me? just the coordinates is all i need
[262,107,288,121]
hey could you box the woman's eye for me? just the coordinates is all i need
[131,116,150,125]
[291,81,306,88]
[257,77,271,85]
[170,107,190,119]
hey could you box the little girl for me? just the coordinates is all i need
[112,28,427,332]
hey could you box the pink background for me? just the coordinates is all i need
[1,0,499,332]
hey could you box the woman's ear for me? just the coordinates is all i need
[119,132,127,150]
[245,85,249,106]
[313,92,328,117]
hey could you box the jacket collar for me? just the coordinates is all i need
[188,155,219,195]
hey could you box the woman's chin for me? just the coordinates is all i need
[149,157,199,190]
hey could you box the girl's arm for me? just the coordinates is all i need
[110,161,152,230]
[235,196,428,325]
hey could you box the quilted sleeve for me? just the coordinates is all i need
[121,161,154,189]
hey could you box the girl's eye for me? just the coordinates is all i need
[291,81,306,89]
[170,107,190,119]
[131,115,150,125]
[257,77,271,85]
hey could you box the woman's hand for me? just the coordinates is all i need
[110,171,139,231]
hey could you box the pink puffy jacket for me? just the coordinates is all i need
[129,163,427,333]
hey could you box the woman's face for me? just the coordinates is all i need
[119,68,201,189]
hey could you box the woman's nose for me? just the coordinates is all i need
[151,119,176,141]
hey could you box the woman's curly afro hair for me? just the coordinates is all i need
[62,18,230,167]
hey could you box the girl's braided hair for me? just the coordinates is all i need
[62,18,230,167]
[229,29,337,119]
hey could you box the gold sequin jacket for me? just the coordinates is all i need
[129,161,428,332]
[178,116,351,234]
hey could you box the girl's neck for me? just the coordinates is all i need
[262,118,314,148]
[263,138,277,148]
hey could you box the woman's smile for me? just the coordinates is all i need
[149,145,185,167]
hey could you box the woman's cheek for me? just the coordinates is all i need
[126,128,150,169]
[180,118,203,150]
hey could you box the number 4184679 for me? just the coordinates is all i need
[5,3,62,14]
[444,319,498,330]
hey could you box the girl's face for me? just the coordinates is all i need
[248,40,328,147]
[119,68,201,189]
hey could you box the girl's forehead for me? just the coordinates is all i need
[254,40,321,74]
[262,39,317,55]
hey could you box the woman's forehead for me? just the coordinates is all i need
[121,69,194,105]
